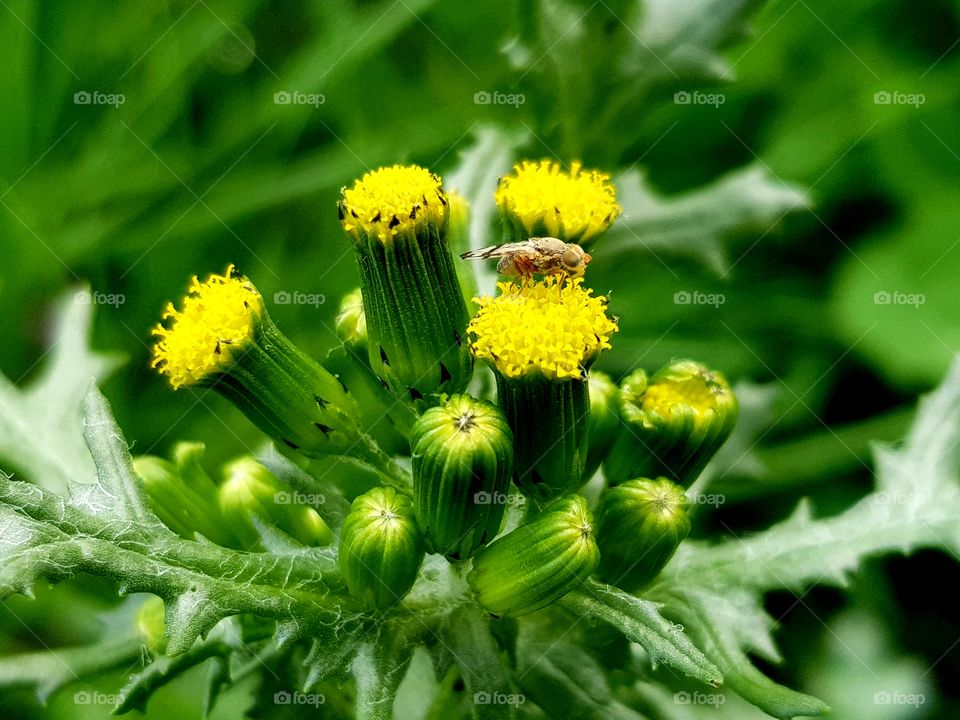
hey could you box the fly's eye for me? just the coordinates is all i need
[562,247,582,268]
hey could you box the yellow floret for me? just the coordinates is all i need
[340,164,448,243]
[151,266,263,389]
[468,277,618,381]
[496,160,621,243]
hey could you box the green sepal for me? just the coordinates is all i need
[353,222,472,400]
[410,394,514,560]
[583,371,620,482]
[495,372,590,502]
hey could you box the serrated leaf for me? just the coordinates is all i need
[353,621,420,720]
[595,166,809,275]
[558,580,722,688]
[649,356,960,717]
[0,291,122,494]
[302,617,371,691]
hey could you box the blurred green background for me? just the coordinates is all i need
[1,0,958,718]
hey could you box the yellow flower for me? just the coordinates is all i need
[468,277,618,381]
[496,160,621,244]
[151,265,263,389]
[339,164,449,244]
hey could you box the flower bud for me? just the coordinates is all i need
[339,165,472,399]
[218,457,333,550]
[495,160,621,244]
[582,371,620,482]
[595,477,690,591]
[603,361,738,487]
[335,287,367,347]
[410,394,514,560]
[135,595,168,656]
[152,266,371,464]
[468,494,599,617]
[134,442,238,548]
[469,277,618,501]
[338,487,425,611]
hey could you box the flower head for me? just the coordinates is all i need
[496,160,621,244]
[625,360,735,432]
[339,164,448,244]
[468,277,618,380]
[151,265,263,389]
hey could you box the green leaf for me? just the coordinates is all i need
[558,580,722,688]
[0,292,122,494]
[353,620,420,720]
[595,165,809,275]
[0,634,142,704]
[648,356,960,717]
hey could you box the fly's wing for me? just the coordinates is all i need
[460,241,534,260]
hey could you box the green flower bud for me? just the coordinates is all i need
[468,495,599,617]
[338,487,425,611]
[134,443,238,548]
[335,287,367,347]
[411,394,514,560]
[582,371,620,482]
[135,596,168,656]
[339,165,472,400]
[218,457,333,550]
[595,477,690,591]
[604,360,738,487]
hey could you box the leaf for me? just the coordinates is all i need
[623,0,764,82]
[558,580,722,688]
[0,634,142,704]
[0,291,122,494]
[352,620,420,720]
[648,356,960,717]
[446,125,530,297]
[595,165,809,275]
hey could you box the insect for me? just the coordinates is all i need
[460,237,592,279]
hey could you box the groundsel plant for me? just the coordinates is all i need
[2,159,960,720]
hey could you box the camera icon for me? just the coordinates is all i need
[474,91,491,105]
[74,691,91,705]
[873,291,891,305]
[674,691,691,705]
[873,91,891,105]
[674,290,691,305]
[274,691,292,705]
[74,91,91,105]
[874,691,891,705]
[274,91,292,105]
[474,691,491,704]
[74,290,92,305]
[473,491,492,505]
[274,491,291,505]
[274,291,291,305]
[674,91,691,105]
